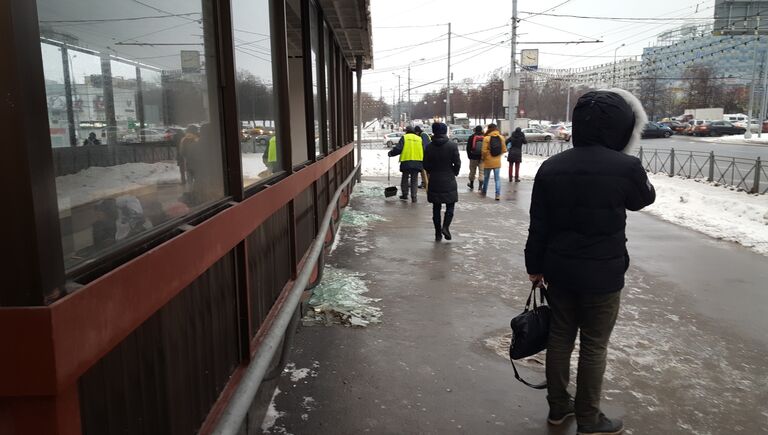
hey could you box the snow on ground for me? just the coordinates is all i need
[362,148,768,256]
[241,152,269,179]
[56,162,181,211]
[699,133,768,145]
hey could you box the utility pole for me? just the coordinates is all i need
[407,65,411,123]
[760,53,768,138]
[746,16,760,139]
[565,83,571,123]
[446,22,452,124]
[508,0,518,134]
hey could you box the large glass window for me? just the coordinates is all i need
[232,0,281,187]
[37,0,226,269]
[286,0,309,166]
[309,1,323,157]
[323,26,333,150]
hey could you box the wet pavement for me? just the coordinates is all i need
[265,177,768,434]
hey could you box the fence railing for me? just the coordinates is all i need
[522,142,766,195]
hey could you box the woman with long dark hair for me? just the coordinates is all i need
[423,122,461,241]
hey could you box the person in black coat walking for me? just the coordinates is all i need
[524,89,655,435]
[506,127,526,182]
[423,122,461,241]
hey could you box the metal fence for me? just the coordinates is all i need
[522,141,766,195]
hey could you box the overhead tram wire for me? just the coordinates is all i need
[518,11,715,22]
[520,0,575,21]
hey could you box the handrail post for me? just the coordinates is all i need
[753,156,762,194]
[708,151,715,181]
[669,148,675,177]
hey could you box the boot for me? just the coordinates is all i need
[433,218,442,242]
[467,180,474,190]
[441,214,453,240]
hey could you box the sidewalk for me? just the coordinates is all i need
[264,177,768,435]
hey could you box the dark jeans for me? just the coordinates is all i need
[546,287,621,426]
[432,202,455,229]
[401,169,419,199]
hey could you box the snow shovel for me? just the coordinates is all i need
[384,156,398,198]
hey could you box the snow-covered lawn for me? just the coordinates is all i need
[361,149,768,256]
[56,162,181,211]
[699,133,768,145]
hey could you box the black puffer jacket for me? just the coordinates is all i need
[424,134,461,204]
[524,90,656,293]
[506,130,526,162]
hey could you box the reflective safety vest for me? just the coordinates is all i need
[400,133,424,162]
[268,135,277,163]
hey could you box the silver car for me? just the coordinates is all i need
[521,128,553,142]
[383,132,404,147]
[450,128,473,143]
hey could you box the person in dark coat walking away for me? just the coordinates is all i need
[388,126,424,202]
[524,89,656,435]
[506,127,526,182]
[466,125,485,190]
[423,122,460,241]
[414,125,431,189]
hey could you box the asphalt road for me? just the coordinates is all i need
[628,135,768,160]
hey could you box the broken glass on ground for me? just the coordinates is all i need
[303,266,382,327]
[340,208,387,226]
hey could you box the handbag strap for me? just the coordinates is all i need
[526,282,549,310]
[510,359,547,390]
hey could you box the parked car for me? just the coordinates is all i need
[548,124,571,141]
[641,122,673,138]
[700,121,746,136]
[683,119,707,135]
[449,128,473,143]
[383,132,403,147]
[521,128,552,142]
[659,120,687,134]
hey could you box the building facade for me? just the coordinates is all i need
[0,0,372,433]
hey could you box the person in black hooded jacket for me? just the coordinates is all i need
[506,127,526,182]
[524,89,655,435]
[423,122,461,241]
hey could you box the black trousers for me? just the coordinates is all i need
[546,287,621,426]
[400,169,419,199]
[432,202,455,229]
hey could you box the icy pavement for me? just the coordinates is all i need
[265,171,768,434]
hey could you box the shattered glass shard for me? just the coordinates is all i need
[303,266,382,327]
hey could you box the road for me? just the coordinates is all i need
[263,178,768,435]
[628,135,768,160]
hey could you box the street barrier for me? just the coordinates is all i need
[522,141,766,195]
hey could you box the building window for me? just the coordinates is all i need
[37,0,226,269]
[323,26,334,150]
[309,1,324,157]
[233,0,281,187]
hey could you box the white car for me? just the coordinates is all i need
[383,132,404,147]
[521,128,553,142]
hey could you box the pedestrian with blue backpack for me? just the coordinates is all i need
[480,123,507,200]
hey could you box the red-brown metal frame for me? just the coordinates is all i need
[0,143,354,400]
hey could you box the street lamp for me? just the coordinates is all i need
[612,43,625,88]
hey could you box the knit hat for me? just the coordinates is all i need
[432,122,448,135]
[414,125,423,133]
[572,88,647,151]
[474,125,483,134]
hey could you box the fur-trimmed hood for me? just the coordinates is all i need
[571,88,648,152]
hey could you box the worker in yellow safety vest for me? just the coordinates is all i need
[262,135,279,174]
[387,126,424,202]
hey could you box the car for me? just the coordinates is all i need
[548,124,571,141]
[383,132,403,147]
[521,128,552,142]
[701,121,746,137]
[641,122,673,138]
[449,128,473,143]
[659,120,687,134]
[683,119,707,136]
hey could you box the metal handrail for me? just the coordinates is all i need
[211,161,361,435]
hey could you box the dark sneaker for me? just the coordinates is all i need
[411,197,417,203]
[577,414,624,435]
[441,226,452,241]
[467,182,474,190]
[547,401,575,425]
[435,231,442,242]
[399,195,408,201]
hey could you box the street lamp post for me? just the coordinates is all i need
[612,43,625,88]
[407,58,425,124]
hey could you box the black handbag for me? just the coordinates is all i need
[509,283,551,389]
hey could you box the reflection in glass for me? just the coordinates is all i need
[233,0,280,186]
[37,0,225,269]
[324,26,333,150]
[309,2,323,156]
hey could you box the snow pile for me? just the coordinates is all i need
[56,162,181,211]
[241,152,269,180]
[304,267,382,327]
[699,133,768,145]
[643,173,768,255]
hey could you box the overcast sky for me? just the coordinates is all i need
[364,0,715,100]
